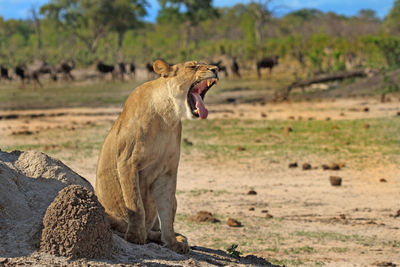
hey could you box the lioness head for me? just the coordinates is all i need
[153,59,219,120]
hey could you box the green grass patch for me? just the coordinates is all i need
[0,80,141,110]
[293,231,377,246]
[285,245,315,254]
[182,117,400,165]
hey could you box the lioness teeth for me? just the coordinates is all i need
[207,78,217,87]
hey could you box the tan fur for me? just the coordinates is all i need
[95,60,218,254]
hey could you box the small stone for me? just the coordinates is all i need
[227,218,242,227]
[247,190,257,195]
[302,163,312,170]
[236,146,246,151]
[283,126,293,133]
[363,107,369,112]
[394,209,400,218]
[183,138,193,146]
[322,164,330,170]
[379,178,387,183]
[189,211,219,223]
[373,261,396,266]
[330,163,341,170]
[265,213,273,219]
[249,207,255,211]
[329,176,342,186]
[288,162,298,168]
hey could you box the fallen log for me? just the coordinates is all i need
[274,69,368,101]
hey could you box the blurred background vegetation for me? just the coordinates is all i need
[1,0,400,72]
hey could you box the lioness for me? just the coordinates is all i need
[95,59,218,253]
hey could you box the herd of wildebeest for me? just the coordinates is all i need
[0,55,280,87]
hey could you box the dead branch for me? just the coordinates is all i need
[273,69,367,101]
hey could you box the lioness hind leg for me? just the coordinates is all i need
[116,161,147,244]
[106,214,128,234]
[125,208,147,244]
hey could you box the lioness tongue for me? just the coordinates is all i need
[191,92,208,119]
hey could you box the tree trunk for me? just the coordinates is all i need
[117,31,125,52]
[30,8,42,51]
[273,69,368,101]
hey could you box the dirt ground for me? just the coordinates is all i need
[1,96,400,266]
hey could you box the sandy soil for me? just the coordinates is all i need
[1,97,399,266]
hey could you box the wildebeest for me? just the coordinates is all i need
[58,59,75,80]
[97,61,115,79]
[0,65,12,80]
[145,62,154,73]
[38,61,58,81]
[231,57,241,78]
[129,62,136,78]
[210,60,228,77]
[117,62,127,80]
[145,62,156,79]
[295,51,305,68]
[257,55,279,77]
[15,64,42,87]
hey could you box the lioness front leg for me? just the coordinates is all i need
[153,175,189,254]
[117,160,147,244]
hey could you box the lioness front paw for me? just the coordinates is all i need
[166,234,190,254]
[125,229,147,244]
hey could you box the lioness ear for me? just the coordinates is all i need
[153,59,171,77]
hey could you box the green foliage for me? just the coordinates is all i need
[384,0,400,33]
[357,9,378,21]
[0,2,398,69]
[157,0,218,25]
[332,49,346,72]
[308,47,325,72]
[40,0,147,56]
[282,8,323,25]
[381,68,400,93]
[373,36,400,68]
[226,244,241,258]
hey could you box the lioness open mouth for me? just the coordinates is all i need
[187,77,218,119]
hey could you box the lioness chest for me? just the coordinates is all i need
[136,123,181,182]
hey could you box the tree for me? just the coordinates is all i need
[384,0,400,34]
[30,7,42,52]
[40,0,106,53]
[98,0,147,51]
[157,0,218,48]
[357,9,379,21]
[40,0,148,54]
[158,0,218,25]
